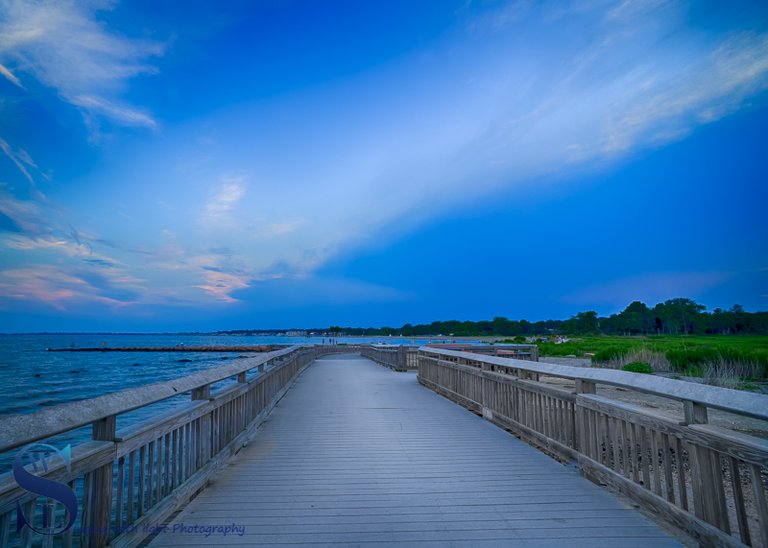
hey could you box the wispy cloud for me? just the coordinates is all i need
[0,187,53,236]
[195,268,251,303]
[73,96,157,129]
[602,33,768,153]
[0,138,36,186]
[2,1,767,318]
[172,4,768,307]
[0,190,156,308]
[0,266,139,311]
[0,0,162,131]
[0,63,22,87]
[226,1,768,275]
[261,219,306,237]
[203,176,247,227]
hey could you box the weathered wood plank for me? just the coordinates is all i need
[578,455,741,548]
[750,462,768,547]
[579,394,768,466]
[728,457,750,545]
[149,355,679,547]
[110,355,314,548]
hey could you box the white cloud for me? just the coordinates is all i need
[195,269,251,303]
[203,176,247,226]
[0,138,35,185]
[0,63,22,87]
[226,19,767,275]
[73,95,157,129]
[262,219,305,237]
[602,33,768,153]
[0,187,50,234]
[3,1,768,313]
[129,7,767,303]
[0,266,142,311]
[0,0,162,131]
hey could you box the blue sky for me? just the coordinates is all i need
[0,0,767,332]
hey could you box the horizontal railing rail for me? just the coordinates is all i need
[313,344,362,355]
[418,347,768,548]
[0,346,300,454]
[360,345,418,371]
[425,343,539,361]
[0,345,329,548]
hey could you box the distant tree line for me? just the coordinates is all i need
[332,299,768,337]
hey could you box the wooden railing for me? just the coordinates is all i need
[0,345,328,548]
[425,343,539,361]
[360,345,418,371]
[314,344,362,355]
[418,347,768,547]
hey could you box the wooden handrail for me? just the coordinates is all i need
[361,345,418,372]
[417,347,768,547]
[422,347,768,421]
[0,346,300,454]
[0,345,328,547]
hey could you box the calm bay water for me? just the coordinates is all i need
[0,333,464,468]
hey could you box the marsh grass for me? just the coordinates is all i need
[537,335,768,380]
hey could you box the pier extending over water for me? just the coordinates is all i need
[1,345,766,547]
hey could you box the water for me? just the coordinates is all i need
[0,333,468,467]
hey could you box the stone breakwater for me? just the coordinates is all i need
[47,345,275,352]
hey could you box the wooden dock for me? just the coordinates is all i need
[148,354,680,547]
[3,345,765,547]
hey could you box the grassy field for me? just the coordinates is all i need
[521,335,768,382]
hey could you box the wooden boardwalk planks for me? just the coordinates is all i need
[149,354,681,547]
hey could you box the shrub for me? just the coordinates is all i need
[622,362,653,374]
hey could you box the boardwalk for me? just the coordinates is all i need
[149,354,681,547]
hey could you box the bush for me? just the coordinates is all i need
[622,362,653,374]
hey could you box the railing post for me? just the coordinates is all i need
[192,384,210,400]
[575,380,596,456]
[192,385,211,468]
[682,400,720,527]
[481,363,493,420]
[530,346,539,361]
[397,346,407,372]
[682,401,708,425]
[89,415,116,547]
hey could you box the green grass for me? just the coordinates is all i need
[536,335,768,379]
[622,362,654,374]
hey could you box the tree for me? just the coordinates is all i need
[653,298,705,334]
[709,308,732,334]
[731,304,747,333]
[609,301,652,334]
[566,311,599,334]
